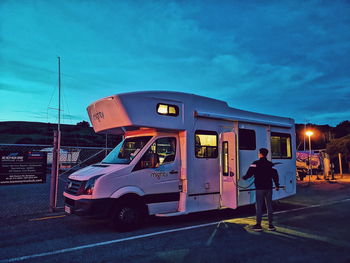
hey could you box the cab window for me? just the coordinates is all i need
[135,137,176,170]
[102,136,152,164]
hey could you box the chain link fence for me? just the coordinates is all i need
[0,144,112,219]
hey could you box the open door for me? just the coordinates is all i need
[220,131,237,209]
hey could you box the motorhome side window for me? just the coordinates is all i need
[239,128,256,150]
[136,137,176,170]
[157,103,179,117]
[271,132,292,159]
[195,130,218,158]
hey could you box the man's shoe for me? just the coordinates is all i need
[268,224,276,231]
[251,224,262,232]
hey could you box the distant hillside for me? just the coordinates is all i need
[1,120,349,150]
[0,121,121,147]
[295,120,350,150]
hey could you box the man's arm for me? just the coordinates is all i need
[242,163,256,180]
[272,168,280,190]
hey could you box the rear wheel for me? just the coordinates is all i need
[111,201,146,232]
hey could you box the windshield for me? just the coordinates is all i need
[102,136,152,164]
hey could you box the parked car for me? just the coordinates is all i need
[40,147,80,165]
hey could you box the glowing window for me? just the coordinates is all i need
[271,132,292,159]
[195,130,218,158]
[222,141,229,176]
[157,104,168,114]
[157,103,179,117]
[169,106,176,114]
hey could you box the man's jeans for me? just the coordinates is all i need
[255,189,273,225]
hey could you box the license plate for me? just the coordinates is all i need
[64,205,71,214]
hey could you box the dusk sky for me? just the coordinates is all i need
[1,0,349,126]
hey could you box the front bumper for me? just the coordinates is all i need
[64,197,113,219]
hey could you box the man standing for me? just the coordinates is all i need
[243,148,280,232]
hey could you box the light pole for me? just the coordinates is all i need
[305,130,315,180]
[304,122,306,152]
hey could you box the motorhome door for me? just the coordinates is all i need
[220,131,237,209]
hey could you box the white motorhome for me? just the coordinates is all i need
[64,91,296,230]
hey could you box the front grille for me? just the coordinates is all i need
[65,178,85,195]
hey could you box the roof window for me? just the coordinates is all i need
[156,103,179,117]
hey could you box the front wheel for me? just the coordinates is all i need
[111,202,145,232]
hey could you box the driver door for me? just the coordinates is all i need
[133,135,180,214]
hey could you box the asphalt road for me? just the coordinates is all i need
[1,179,350,263]
[0,173,69,219]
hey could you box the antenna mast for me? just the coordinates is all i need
[56,57,61,207]
[49,57,62,212]
[58,56,61,132]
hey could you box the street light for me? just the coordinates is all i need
[305,130,317,180]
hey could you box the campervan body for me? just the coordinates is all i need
[63,91,296,230]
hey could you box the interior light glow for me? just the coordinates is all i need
[157,104,168,114]
[169,106,176,114]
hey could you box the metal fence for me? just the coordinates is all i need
[0,144,112,219]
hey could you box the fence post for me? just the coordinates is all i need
[49,131,58,212]
[338,153,343,179]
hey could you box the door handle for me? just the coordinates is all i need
[230,171,235,177]
[169,170,178,174]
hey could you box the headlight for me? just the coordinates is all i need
[82,174,104,195]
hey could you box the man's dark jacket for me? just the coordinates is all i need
[243,157,279,190]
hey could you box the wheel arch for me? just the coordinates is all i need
[109,187,149,218]
[110,186,145,199]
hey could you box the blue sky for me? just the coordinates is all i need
[1,0,349,126]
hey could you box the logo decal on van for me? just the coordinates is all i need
[93,112,104,122]
[151,172,168,179]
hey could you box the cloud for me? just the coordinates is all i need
[0,79,48,94]
[0,58,58,89]
[1,0,349,126]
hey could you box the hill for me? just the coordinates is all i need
[295,120,350,150]
[1,120,349,150]
[0,121,120,147]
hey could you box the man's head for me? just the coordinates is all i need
[259,148,268,158]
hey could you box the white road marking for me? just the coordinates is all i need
[0,222,219,263]
[2,198,350,263]
[273,198,350,215]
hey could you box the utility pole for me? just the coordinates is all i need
[49,57,62,212]
[304,122,306,152]
[56,56,61,207]
[58,56,61,135]
[338,153,343,178]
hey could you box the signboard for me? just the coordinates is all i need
[296,151,321,169]
[0,151,47,185]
